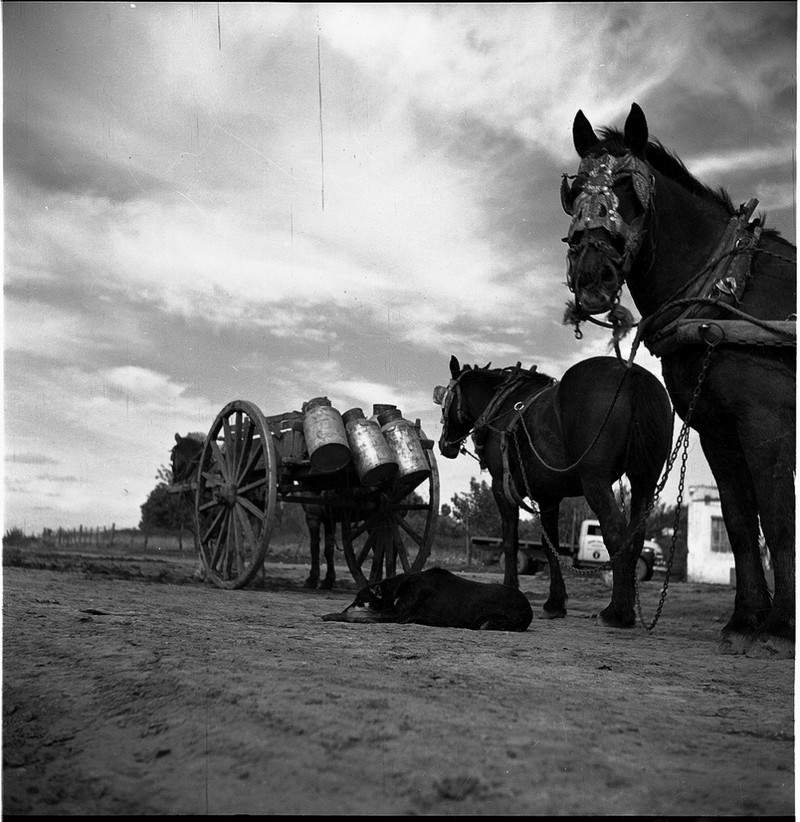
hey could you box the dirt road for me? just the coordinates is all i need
[2,544,794,815]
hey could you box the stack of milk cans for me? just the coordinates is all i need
[301,397,430,488]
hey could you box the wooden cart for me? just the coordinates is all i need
[173,399,439,590]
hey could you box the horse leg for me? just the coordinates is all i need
[583,481,636,628]
[492,481,520,589]
[750,457,795,657]
[319,512,337,590]
[699,436,772,655]
[304,510,321,589]
[539,504,567,618]
[749,437,795,657]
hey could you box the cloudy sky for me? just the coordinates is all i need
[4,2,796,534]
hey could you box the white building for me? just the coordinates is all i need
[686,484,771,587]
[686,485,734,584]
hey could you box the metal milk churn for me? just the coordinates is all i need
[377,408,431,489]
[370,403,397,422]
[302,397,352,473]
[342,408,399,487]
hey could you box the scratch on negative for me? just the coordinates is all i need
[164,123,296,179]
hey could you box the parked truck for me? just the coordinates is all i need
[471,518,660,580]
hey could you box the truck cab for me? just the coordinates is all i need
[574,519,657,580]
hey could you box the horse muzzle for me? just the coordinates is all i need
[566,237,625,315]
[437,433,461,460]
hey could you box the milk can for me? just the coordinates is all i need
[342,408,399,487]
[377,408,431,488]
[302,397,352,473]
[370,403,397,422]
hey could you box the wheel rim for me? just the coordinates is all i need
[195,400,277,589]
[342,428,439,588]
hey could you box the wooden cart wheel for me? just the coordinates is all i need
[194,400,278,589]
[341,429,439,589]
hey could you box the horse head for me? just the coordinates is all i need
[562,103,654,320]
[171,433,204,483]
[433,356,495,459]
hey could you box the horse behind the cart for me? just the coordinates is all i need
[169,398,439,590]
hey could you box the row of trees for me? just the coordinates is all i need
[442,476,686,551]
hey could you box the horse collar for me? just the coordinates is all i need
[639,198,764,358]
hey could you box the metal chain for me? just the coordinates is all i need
[635,340,718,631]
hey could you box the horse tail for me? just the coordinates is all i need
[624,367,672,489]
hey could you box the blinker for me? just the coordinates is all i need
[432,385,447,406]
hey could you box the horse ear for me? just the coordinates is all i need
[449,355,460,378]
[175,433,182,443]
[624,103,648,157]
[573,109,599,157]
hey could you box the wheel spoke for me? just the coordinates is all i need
[235,502,259,553]
[395,511,425,548]
[237,493,266,522]
[233,415,253,480]
[200,506,226,547]
[347,507,385,542]
[224,512,235,576]
[395,527,412,572]
[231,505,247,574]
[221,416,236,476]
[210,439,229,482]
[210,509,231,569]
[355,529,376,567]
[238,474,267,496]
[369,529,386,583]
[385,528,400,577]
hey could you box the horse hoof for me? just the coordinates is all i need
[745,634,795,660]
[598,607,635,629]
[719,629,753,655]
[539,608,566,620]
[319,579,334,590]
[303,578,319,589]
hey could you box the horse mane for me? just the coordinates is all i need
[462,362,555,390]
[599,125,790,240]
[598,126,735,213]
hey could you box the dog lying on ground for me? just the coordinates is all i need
[321,567,532,631]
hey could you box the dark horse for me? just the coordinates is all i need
[435,355,672,627]
[562,103,796,656]
[170,433,339,589]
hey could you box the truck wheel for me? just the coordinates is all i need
[636,556,652,581]
[499,551,531,576]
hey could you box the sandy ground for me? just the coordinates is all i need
[2,542,794,816]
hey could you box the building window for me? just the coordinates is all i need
[711,516,731,553]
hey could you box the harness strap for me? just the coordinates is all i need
[500,433,539,514]
[641,198,763,357]
[476,380,557,513]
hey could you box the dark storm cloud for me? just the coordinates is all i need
[4,119,171,202]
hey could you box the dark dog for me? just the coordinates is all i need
[321,567,532,631]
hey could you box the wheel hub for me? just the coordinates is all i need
[216,482,238,507]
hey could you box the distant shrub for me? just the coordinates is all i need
[4,527,30,546]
